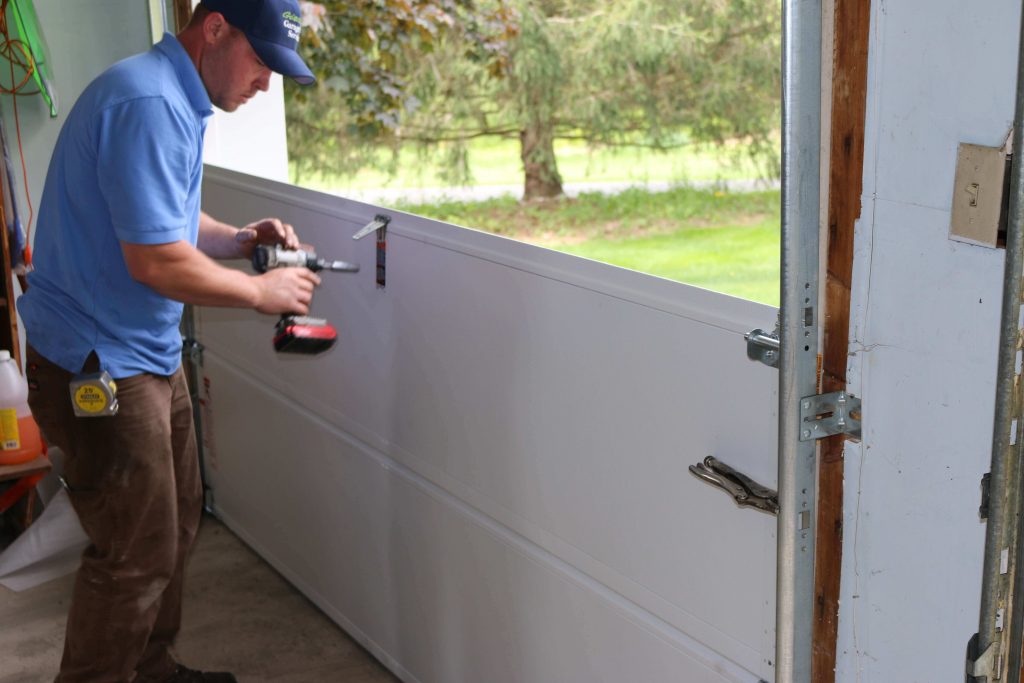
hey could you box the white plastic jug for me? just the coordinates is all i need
[0,350,43,466]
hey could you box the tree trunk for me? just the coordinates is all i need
[520,120,564,201]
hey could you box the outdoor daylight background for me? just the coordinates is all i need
[285,0,782,304]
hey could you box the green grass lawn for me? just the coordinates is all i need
[294,136,772,191]
[558,218,780,305]
[396,187,781,306]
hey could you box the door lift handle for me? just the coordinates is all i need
[689,456,779,515]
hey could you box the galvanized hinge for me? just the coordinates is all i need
[799,391,862,441]
[966,632,1001,681]
[689,456,779,515]
[746,317,781,368]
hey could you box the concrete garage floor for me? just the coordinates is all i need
[0,516,399,683]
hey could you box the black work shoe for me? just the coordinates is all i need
[163,664,238,683]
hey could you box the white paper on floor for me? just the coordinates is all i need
[0,487,87,591]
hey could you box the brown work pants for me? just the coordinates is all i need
[26,345,202,683]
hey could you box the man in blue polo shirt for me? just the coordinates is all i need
[18,2,319,682]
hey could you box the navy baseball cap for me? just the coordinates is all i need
[201,0,316,85]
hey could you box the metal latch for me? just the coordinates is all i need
[800,391,862,441]
[746,317,780,368]
[689,456,779,515]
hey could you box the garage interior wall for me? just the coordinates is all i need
[836,0,1017,678]
[5,0,289,237]
[0,0,152,359]
[3,0,153,252]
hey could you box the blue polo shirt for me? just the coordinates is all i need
[18,34,213,378]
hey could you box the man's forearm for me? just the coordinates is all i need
[196,211,247,260]
[121,239,320,315]
[123,239,260,307]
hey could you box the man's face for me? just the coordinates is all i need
[201,19,272,112]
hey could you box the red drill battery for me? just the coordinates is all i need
[273,315,338,354]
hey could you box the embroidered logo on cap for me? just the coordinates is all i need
[282,10,301,43]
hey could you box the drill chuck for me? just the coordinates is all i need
[252,245,358,273]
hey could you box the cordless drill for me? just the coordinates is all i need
[252,244,359,354]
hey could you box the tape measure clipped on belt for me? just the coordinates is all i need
[69,371,119,417]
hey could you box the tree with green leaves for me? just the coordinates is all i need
[289,0,780,200]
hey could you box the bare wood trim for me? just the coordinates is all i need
[173,0,193,32]
[813,0,871,680]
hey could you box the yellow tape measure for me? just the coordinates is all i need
[69,371,119,417]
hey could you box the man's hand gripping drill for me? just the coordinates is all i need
[251,244,359,354]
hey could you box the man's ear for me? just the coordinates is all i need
[202,11,229,44]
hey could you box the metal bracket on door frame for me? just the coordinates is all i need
[799,391,862,441]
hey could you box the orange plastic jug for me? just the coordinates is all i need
[0,349,43,466]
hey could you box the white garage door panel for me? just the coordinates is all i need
[199,168,778,681]
[203,354,764,683]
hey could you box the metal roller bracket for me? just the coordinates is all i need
[746,317,781,368]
